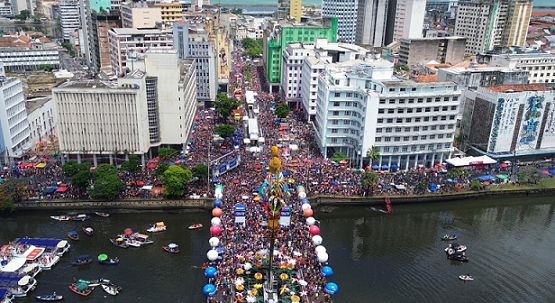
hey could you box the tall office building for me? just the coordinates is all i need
[173,20,218,106]
[276,0,302,22]
[322,0,357,43]
[52,50,197,166]
[0,63,31,164]
[90,9,121,75]
[392,0,426,41]
[454,0,532,55]
[59,0,81,41]
[355,0,388,47]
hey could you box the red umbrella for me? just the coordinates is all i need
[500,163,509,167]
[124,229,133,236]
[221,146,227,149]
[435,163,445,168]
[302,159,310,163]
[233,180,239,184]
[431,168,437,172]
[482,181,490,185]
[254,165,262,169]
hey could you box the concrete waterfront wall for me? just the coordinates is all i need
[16,199,214,211]
[14,188,555,211]
[311,188,555,207]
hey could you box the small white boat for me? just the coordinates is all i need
[50,215,69,221]
[147,222,166,232]
[101,284,119,296]
[95,212,110,217]
[126,239,142,248]
[459,274,474,281]
[445,243,467,253]
[38,254,60,270]
[10,276,37,297]
[55,240,70,256]
[188,223,203,230]
[20,263,42,278]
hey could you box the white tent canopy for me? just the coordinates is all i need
[290,144,299,151]
[445,155,496,167]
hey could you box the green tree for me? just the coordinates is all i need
[14,9,31,20]
[332,152,348,163]
[470,180,484,190]
[61,42,72,50]
[162,165,192,197]
[61,160,91,178]
[447,168,468,179]
[275,102,290,119]
[366,145,381,165]
[241,37,263,57]
[120,154,142,174]
[361,171,379,190]
[394,63,409,71]
[89,174,124,200]
[230,8,243,14]
[38,64,52,71]
[92,163,118,178]
[154,163,169,177]
[214,124,236,139]
[158,147,177,160]
[0,177,27,211]
[191,164,209,180]
[71,169,91,190]
[214,93,242,119]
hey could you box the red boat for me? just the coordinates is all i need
[69,283,93,296]
[82,227,94,236]
[163,243,180,254]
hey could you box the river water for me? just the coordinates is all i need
[2,196,555,302]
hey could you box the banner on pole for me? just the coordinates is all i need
[279,206,290,226]
[235,205,245,224]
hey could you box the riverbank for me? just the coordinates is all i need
[12,185,555,211]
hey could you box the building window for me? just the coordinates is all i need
[378,109,385,114]
[395,127,402,132]
[331,129,338,133]
[334,93,341,97]
[404,127,411,132]
[394,137,400,142]
[376,137,382,142]
[413,126,419,131]
[386,127,392,133]
[376,128,383,133]
[332,120,339,125]
[421,135,427,140]
[389,99,395,104]
[377,118,383,123]
[334,102,340,106]
[333,111,339,116]
[403,136,409,141]
[387,119,393,123]
[379,99,386,104]
[412,136,418,140]
[385,137,391,142]
[406,118,412,123]
[388,109,395,114]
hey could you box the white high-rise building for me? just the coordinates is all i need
[0,63,31,164]
[59,0,81,42]
[314,61,461,168]
[52,50,197,166]
[173,20,218,106]
[392,0,426,41]
[355,0,388,46]
[322,0,358,44]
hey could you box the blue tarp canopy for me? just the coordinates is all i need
[212,178,220,183]
[77,254,90,259]
[168,162,175,166]
[281,171,288,176]
[14,238,63,247]
[44,187,57,194]
[429,183,437,192]
[391,164,399,169]
[477,175,496,181]
[381,165,389,170]
[549,169,555,174]
[372,165,379,170]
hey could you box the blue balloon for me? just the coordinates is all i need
[302,199,310,205]
[204,266,217,278]
[321,266,333,277]
[203,284,217,297]
[213,200,222,207]
[325,282,338,295]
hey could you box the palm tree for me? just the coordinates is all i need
[366,146,380,166]
[361,171,379,191]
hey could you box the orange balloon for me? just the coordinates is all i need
[303,208,313,217]
[212,207,222,217]
[297,188,306,193]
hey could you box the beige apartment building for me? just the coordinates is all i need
[155,2,182,23]
[121,1,161,28]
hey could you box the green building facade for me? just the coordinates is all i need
[266,18,338,89]
[89,0,112,13]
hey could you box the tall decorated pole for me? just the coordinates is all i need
[260,146,290,297]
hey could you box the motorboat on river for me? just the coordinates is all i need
[110,238,129,249]
[459,274,474,281]
[447,251,469,261]
[82,227,94,236]
[35,293,63,301]
[68,231,79,241]
[188,223,203,230]
[147,222,166,232]
[9,276,37,297]
[133,233,153,245]
[445,243,467,254]
[101,284,119,296]
[94,212,110,217]
[71,255,92,266]
[49,215,69,221]
[73,214,91,222]
[98,254,119,265]
[68,283,93,296]
[55,240,70,256]
[163,243,180,254]
[441,234,457,241]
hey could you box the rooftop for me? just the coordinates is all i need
[483,84,550,93]
[25,97,51,113]
[55,80,118,89]
[381,79,457,88]
[111,27,173,35]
